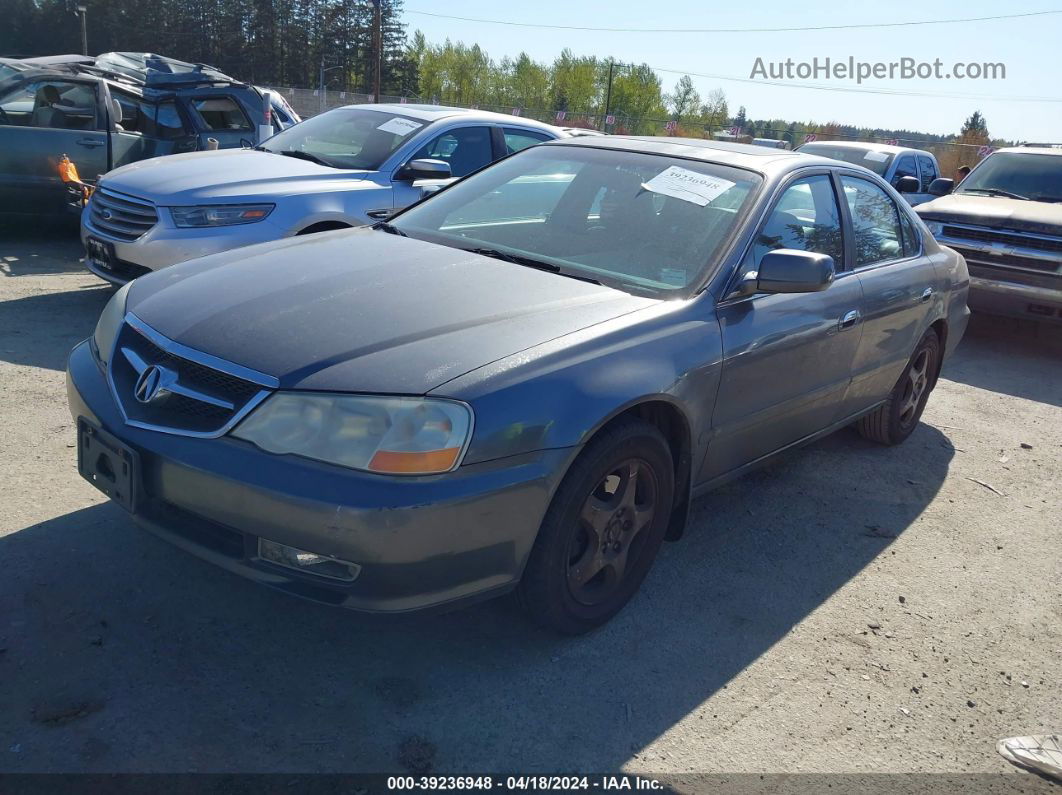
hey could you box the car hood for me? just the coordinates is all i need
[100,149,374,203]
[126,229,657,394]
[915,194,1062,236]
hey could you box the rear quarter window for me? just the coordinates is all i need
[191,96,251,131]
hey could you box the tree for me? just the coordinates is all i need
[700,88,728,132]
[960,110,990,139]
[665,75,700,122]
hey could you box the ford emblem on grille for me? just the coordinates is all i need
[134,364,176,404]
[100,209,113,220]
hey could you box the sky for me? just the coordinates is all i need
[401,0,1062,142]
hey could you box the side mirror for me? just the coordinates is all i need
[928,177,954,197]
[399,158,452,181]
[895,175,921,193]
[735,249,835,297]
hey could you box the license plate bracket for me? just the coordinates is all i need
[77,418,139,512]
[85,237,116,272]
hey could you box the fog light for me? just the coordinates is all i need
[257,538,362,582]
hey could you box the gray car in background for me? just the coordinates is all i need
[68,137,969,633]
[797,140,943,206]
[80,104,566,283]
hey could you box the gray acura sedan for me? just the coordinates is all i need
[67,136,969,634]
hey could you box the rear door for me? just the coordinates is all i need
[185,92,255,149]
[835,173,939,416]
[704,171,865,481]
[0,76,108,214]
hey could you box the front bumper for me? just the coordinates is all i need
[66,341,572,613]
[81,210,288,284]
[968,275,1062,324]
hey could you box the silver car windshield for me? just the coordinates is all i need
[798,144,893,176]
[390,145,762,295]
[260,107,426,170]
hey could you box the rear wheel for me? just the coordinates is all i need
[857,329,941,445]
[516,419,674,635]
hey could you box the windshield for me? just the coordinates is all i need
[260,107,426,170]
[957,152,1062,202]
[390,145,762,296]
[798,143,893,176]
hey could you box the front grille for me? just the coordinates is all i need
[90,188,159,242]
[951,245,1062,277]
[109,318,273,436]
[942,225,1062,255]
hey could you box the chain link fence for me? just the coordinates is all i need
[270,86,996,174]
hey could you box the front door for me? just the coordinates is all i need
[391,125,497,212]
[0,77,109,214]
[836,174,939,415]
[703,172,865,481]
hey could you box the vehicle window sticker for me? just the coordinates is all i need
[376,117,422,136]
[640,166,735,207]
[864,151,889,163]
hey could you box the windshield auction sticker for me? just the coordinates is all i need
[864,150,890,162]
[641,166,735,206]
[377,117,423,136]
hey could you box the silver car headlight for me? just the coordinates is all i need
[168,204,274,228]
[924,220,944,237]
[91,281,131,367]
[232,394,474,475]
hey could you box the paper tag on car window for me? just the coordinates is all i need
[377,117,423,136]
[641,166,734,207]
[864,151,889,163]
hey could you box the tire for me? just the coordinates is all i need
[857,329,941,445]
[516,418,675,635]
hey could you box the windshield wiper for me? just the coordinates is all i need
[961,187,1029,200]
[373,221,407,237]
[1030,195,1062,203]
[273,149,335,168]
[463,247,603,285]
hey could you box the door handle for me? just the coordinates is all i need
[839,309,861,330]
[76,138,105,148]
[920,287,934,303]
[366,208,393,220]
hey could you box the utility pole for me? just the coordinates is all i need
[371,0,382,103]
[602,60,615,132]
[76,5,88,56]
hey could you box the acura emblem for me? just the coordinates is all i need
[133,364,174,404]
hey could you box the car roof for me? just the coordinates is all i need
[544,135,840,175]
[799,139,931,157]
[998,145,1062,155]
[350,103,562,132]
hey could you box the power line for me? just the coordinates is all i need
[404,8,1062,34]
[648,65,1062,103]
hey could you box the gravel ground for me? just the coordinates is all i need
[0,224,1059,785]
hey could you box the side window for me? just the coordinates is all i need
[110,91,187,139]
[840,176,905,268]
[748,174,844,273]
[191,96,251,131]
[892,155,917,187]
[411,126,493,177]
[503,128,550,154]
[899,209,922,258]
[0,80,97,130]
[917,155,938,192]
[153,100,188,140]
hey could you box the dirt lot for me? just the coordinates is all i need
[0,224,1059,784]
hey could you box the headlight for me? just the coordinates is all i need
[91,281,131,367]
[924,220,944,237]
[232,394,474,475]
[168,204,274,228]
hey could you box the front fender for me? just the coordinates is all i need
[434,299,723,467]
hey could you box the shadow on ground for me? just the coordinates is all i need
[0,422,954,773]
[941,314,1062,407]
[0,287,112,371]
[0,217,84,277]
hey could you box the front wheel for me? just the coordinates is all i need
[516,419,675,635]
[857,329,941,445]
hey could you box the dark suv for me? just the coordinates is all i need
[915,145,1062,324]
[0,51,299,216]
